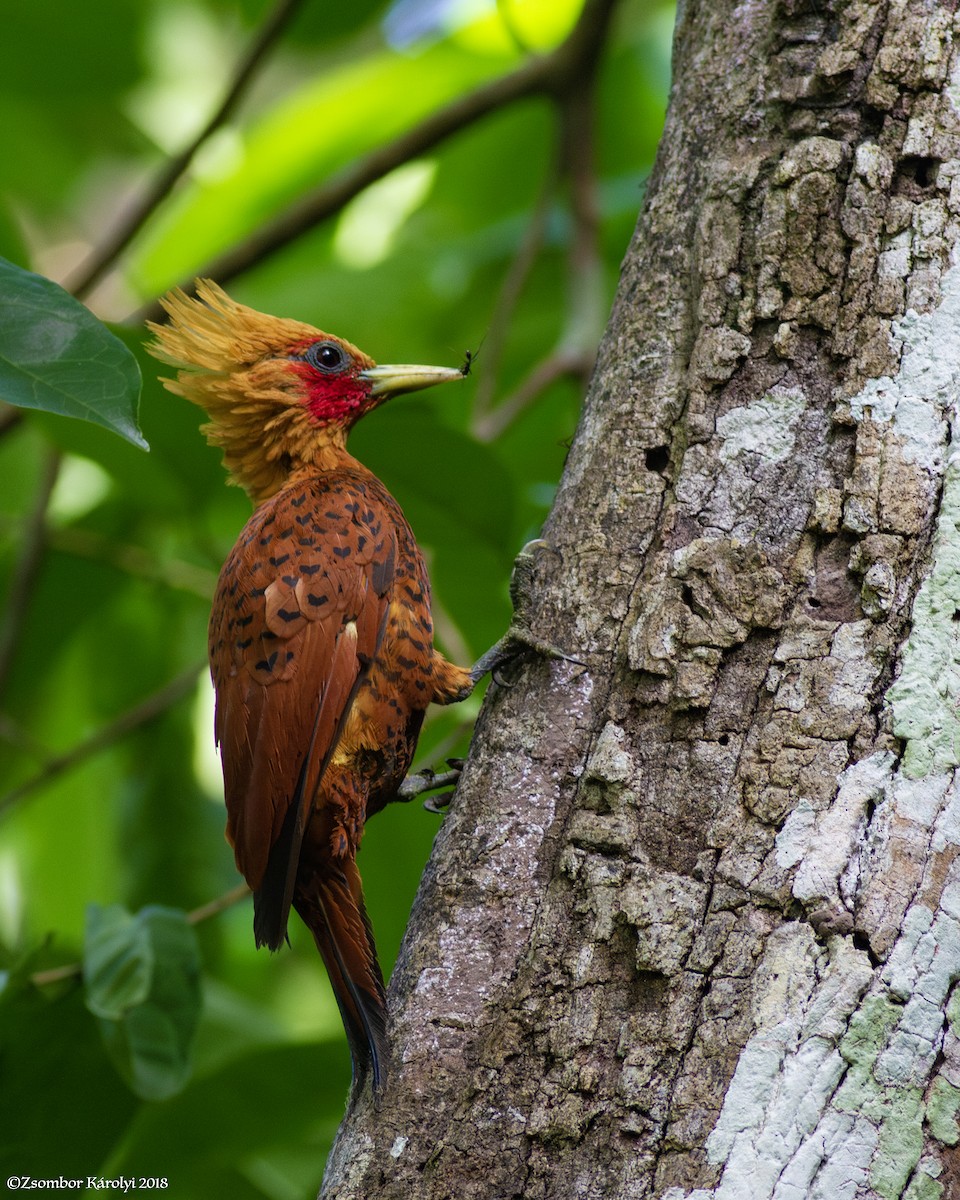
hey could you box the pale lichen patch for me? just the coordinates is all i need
[792,748,897,907]
[701,932,873,1199]
[717,386,806,465]
[887,450,960,777]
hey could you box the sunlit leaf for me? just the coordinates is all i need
[130,41,518,293]
[0,259,146,448]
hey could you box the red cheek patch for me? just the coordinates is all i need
[288,362,372,426]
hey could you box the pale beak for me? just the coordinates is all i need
[360,363,464,398]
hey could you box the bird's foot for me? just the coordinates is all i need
[471,539,584,685]
[470,627,584,685]
[396,759,465,813]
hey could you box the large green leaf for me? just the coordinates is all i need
[0,258,146,447]
[84,904,202,1100]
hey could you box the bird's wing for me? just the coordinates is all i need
[208,473,397,948]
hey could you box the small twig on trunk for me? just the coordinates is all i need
[67,0,308,301]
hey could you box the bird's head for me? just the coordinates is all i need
[147,280,462,502]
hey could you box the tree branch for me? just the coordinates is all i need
[0,664,203,817]
[131,0,621,323]
[48,526,218,599]
[67,0,309,301]
[472,346,594,442]
[185,880,251,925]
[471,18,604,440]
[556,65,604,361]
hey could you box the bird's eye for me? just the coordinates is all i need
[306,341,348,373]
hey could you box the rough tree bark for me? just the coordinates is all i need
[322,2,960,1197]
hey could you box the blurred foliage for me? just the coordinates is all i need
[0,0,672,1194]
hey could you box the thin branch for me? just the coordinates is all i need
[471,155,561,426]
[555,69,605,366]
[472,38,605,442]
[131,0,621,323]
[186,880,251,925]
[0,665,203,818]
[48,526,218,599]
[0,449,61,705]
[29,962,82,988]
[473,347,594,443]
[67,0,309,300]
[29,882,252,988]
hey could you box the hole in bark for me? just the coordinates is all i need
[718,733,730,746]
[852,929,881,968]
[897,155,939,192]
[952,609,960,622]
[807,595,822,608]
[645,445,670,474]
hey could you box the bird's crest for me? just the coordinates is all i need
[146,280,460,505]
[148,279,323,374]
[147,281,368,503]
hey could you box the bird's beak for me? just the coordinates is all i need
[360,363,464,398]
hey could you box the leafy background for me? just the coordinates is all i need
[0,0,672,1194]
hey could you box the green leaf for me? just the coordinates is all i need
[84,903,202,1100]
[84,903,154,1018]
[0,258,146,448]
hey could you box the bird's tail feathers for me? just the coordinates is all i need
[295,860,388,1093]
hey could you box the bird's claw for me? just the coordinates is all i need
[397,759,465,813]
[471,539,585,685]
[473,627,585,684]
[423,791,456,814]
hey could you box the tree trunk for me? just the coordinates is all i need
[322,2,960,1197]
